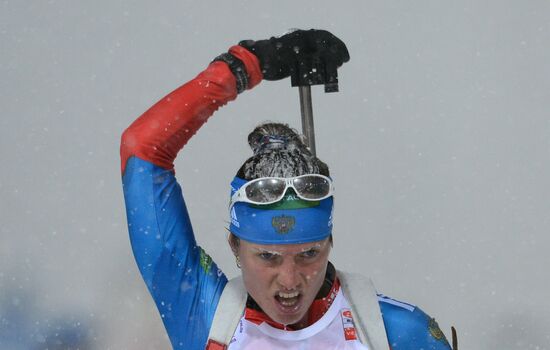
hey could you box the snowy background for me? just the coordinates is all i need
[1,1,549,349]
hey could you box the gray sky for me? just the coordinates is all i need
[1,1,549,349]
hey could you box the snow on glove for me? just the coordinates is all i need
[239,29,350,81]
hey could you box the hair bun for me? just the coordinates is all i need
[248,123,310,156]
[237,122,330,179]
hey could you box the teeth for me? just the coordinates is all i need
[278,291,300,299]
[280,298,297,307]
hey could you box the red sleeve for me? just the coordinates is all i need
[120,45,262,175]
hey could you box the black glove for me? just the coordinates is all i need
[239,29,350,81]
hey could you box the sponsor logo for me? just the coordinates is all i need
[231,207,240,228]
[252,193,319,210]
[341,309,357,341]
[271,215,295,234]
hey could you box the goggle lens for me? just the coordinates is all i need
[292,176,331,200]
[245,178,287,203]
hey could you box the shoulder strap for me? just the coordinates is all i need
[206,276,248,349]
[338,270,390,350]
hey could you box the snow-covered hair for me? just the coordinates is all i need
[236,122,330,179]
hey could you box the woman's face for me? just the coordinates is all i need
[234,237,332,327]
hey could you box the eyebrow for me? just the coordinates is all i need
[301,244,321,252]
[250,243,323,255]
[251,248,283,255]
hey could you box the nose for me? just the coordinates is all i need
[276,258,300,290]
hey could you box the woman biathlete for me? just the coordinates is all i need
[121,29,453,349]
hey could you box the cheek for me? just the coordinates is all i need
[300,255,330,287]
[303,263,326,284]
[241,259,272,293]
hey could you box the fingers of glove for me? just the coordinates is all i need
[287,29,349,66]
[309,30,350,65]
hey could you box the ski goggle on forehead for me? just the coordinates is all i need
[230,174,335,207]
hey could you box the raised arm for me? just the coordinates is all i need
[120,46,262,349]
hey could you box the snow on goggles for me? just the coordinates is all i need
[230,174,334,207]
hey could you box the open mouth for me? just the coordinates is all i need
[274,291,302,312]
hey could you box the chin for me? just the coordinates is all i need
[272,312,307,327]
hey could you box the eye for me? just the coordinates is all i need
[258,252,277,261]
[299,249,319,259]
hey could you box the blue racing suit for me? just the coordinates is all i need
[120,45,452,350]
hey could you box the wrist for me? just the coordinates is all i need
[229,45,263,89]
[212,45,263,93]
[212,52,248,93]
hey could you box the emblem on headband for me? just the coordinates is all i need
[428,318,446,342]
[271,215,295,234]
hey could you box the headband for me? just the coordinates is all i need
[229,176,334,244]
